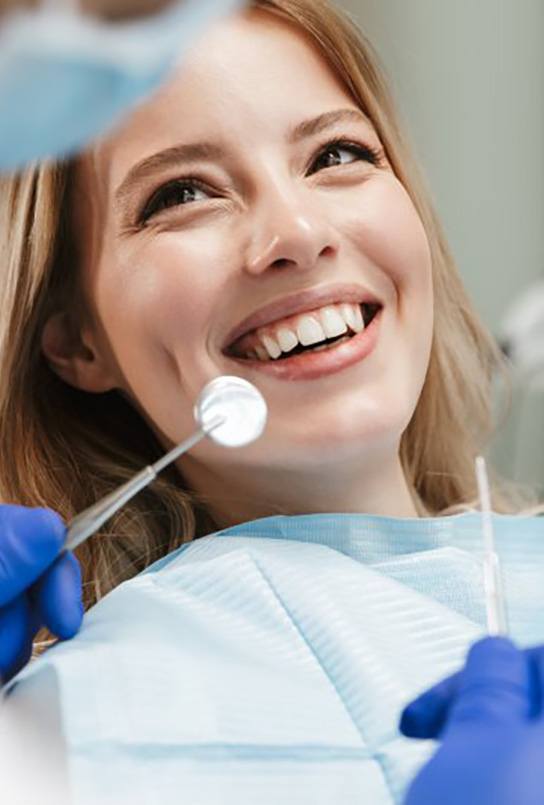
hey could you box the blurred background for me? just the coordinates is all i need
[337,0,544,492]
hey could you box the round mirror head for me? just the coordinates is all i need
[194,375,268,448]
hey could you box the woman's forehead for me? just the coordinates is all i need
[92,9,360,193]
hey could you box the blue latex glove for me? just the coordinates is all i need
[0,505,83,684]
[400,637,544,805]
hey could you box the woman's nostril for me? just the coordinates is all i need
[320,245,335,259]
[271,258,293,269]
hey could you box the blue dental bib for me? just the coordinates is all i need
[7,512,544,804]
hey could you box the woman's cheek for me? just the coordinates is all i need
[342,175,432,297]
[104,233,216,331]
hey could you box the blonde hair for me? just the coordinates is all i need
[0,0,526,612]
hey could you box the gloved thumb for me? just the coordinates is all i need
[34,551,84,639]
[400,670,461,738]
[444,637,530,737]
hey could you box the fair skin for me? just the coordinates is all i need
[42,11,434,528]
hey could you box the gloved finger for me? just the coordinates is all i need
[33,551,83,639]
[400,671,461,739]
[401,645,544,739]
[2,633,35,685]
[526,645,544,719]
[445,637,530,735]
[0,506,66,605]
[0,594,35,684]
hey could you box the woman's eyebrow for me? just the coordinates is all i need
[114,108,368,211]
[288,108,368,143]
[114,142,225,210]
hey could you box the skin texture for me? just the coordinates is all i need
[42,11,434,527]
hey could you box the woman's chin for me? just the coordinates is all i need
[257,423,405,471]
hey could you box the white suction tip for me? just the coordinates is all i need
[194,375,267,448]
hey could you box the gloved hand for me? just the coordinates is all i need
[0,505,83,684]
[400,637,544,805]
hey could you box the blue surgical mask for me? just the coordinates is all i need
[0,0,244,170]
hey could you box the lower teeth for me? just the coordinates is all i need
[305,335,352,353]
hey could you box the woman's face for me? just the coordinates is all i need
[63,10,433,493]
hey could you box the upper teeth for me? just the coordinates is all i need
[242,302,365,361]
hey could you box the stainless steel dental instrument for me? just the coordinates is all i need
[65,376,267,552]
[475,455,509,636]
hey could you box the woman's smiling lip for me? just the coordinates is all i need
[226,307,382,381]
[222,282,383,352]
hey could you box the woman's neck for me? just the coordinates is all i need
[181,450,420,531]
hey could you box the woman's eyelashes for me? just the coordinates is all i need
[306,138,383,175]
[138,178,212,224]
[136,137,383,225]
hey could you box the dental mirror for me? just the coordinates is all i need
[194,374,268,448]
[65,376,267,551]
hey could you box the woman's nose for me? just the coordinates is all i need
[244,187,339,276]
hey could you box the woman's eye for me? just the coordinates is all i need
[308,141,381,175]
[139,180,210,224]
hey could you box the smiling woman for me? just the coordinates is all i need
[1,0,544,802]
[0,0,523,606]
